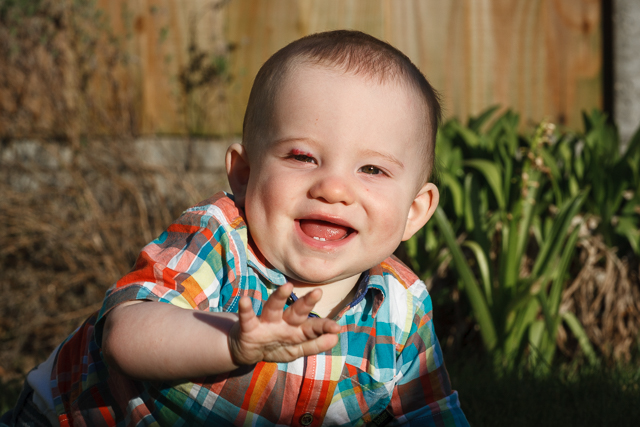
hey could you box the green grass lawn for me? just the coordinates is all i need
[0,378,22,417]
[2,359,639,425]
[449,357,640,427]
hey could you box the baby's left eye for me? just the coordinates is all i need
[292,154,315,163]
[359,165,383,175]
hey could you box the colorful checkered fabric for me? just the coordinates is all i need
[50,193,468,426]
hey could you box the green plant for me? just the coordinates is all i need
[409,109,599,370]
[552,110,640,255]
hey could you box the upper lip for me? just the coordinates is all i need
[296,213,356,231]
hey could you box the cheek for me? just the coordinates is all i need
[367,193,413,237]
[247,173,297,218]
[369,205,407,237]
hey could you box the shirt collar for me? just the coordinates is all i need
[360,263,387,318]
[231,196,287,286]
[246,238,288,286]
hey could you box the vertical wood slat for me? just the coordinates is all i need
[225,0,601,133]
[96,0,229,135]
[96,0,601,135]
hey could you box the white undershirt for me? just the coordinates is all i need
[26,344,61,426]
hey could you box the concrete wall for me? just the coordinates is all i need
[133,136,233,196]
[614,0,640,144]
[2,138,234,200]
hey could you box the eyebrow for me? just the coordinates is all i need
[360,148,405,169]
[267,137,320,153]
[270,136,314,146]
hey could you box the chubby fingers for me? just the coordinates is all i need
[297,326,340,356]
[283,288,323,326]
[261,283,293,323]
[301,317,341,338]
[237,296,259,333]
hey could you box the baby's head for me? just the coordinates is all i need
[226,30,441,286]
[243,30,441,182]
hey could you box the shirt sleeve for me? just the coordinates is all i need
[93,193,249,346]
[386,294,470,427]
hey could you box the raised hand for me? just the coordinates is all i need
[228,284,341,365]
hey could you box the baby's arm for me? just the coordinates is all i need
[102,284,340,381]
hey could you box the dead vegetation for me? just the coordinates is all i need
[0,0,204,380]
[0,138,207,380]
[0,0,135,141]
[561,236,640,362]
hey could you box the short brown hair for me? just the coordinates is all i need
[242,30,441,180]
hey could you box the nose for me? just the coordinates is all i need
[308,173,356,205]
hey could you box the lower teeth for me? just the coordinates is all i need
[313,237,326,241]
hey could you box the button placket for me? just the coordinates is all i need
[293,356,318,426]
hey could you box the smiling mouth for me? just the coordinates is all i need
[299,219,354,242]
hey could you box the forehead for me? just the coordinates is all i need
[282,60,418,101]
[273,63,427,142]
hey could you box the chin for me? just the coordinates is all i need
[287,269,348,285]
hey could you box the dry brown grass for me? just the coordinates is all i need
[0,138,207,380]
[0,0,135,140]
[561,236,640,363]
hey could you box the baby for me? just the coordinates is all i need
[2,30,468,426]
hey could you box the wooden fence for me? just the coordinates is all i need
[97,0,602,135]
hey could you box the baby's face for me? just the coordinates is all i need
[232,64,438,286]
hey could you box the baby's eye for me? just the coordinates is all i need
[359,165,383,175]
[291,154,316,163]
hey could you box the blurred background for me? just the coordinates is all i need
[1,0,639,425]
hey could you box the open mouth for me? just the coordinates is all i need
[298,219,355,242]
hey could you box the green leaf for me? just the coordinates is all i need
[467,106,500,133]
[462,240,493,305]
[434,207,497,350]
[464,159,505,210]
[512,169,543,280]
[452,120,480,147]
[464,174,477,233]
[615,216,640,254]
[538,147,563,204]
[502,214,522,290]
[504,298,539,361]
[528,319,546,366]
[620,122,640,165]
[496,143,514,208]
[562,311,598,365]
[548,225,581,313]
[531,191,588,278]
[404,234,419,271]
[441,171,464,218]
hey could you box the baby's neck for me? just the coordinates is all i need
[290,275,360,319]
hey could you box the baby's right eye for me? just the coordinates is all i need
[292,154,315,163]
[288,149,316,164]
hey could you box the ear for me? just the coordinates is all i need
[225,143,251,207]
[402,182,439,241]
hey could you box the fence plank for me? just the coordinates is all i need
[96,0,230,135]
[96,0,601,135]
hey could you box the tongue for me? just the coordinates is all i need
[300,220,349,241]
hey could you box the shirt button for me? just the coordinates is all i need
[300,412,314,426]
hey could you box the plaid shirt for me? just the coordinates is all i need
[50,193,468,427]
